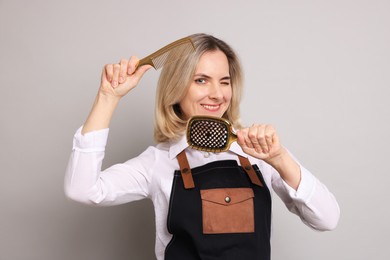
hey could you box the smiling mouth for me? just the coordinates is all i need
[201,104,220,111]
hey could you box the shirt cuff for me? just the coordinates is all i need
[72,126,109,152]
[281,165,316,203]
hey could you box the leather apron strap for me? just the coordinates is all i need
[177,150,263,188]
[177,150,195,189]
[238,155,263,187]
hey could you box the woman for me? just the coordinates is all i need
[65,33,340,260]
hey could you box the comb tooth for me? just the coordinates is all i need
[151,42,194,70]
[150,51,165,69]
[138,37,195,70]
[151,52,163,69]
[159,51,172,68]
[152,51,170,70]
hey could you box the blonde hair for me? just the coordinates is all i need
[154,33,244,143]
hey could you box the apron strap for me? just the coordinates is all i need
[177,150,195,189]
[177,150,263,188]
[238,156,263,187]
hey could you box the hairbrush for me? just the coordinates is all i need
[137,36,195,70]
[187,116,237,153]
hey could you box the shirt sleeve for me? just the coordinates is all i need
[270,163,340,231]
[64,127,154,206]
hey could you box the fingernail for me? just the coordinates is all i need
[119,77,124,83]
[112,80,118,87]
[128,68,133,75]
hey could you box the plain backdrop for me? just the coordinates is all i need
[1,0,389,259]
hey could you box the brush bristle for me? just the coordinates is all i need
[188,119,229,151]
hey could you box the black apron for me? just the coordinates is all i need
[164,150,272,260]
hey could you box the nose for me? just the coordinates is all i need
[208,83,223,100]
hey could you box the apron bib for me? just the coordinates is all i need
[165,151,272,260]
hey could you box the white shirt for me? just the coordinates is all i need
[64,127,340,260]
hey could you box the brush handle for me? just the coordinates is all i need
[136,56,154,69]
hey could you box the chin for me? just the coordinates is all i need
[200,112,225,118]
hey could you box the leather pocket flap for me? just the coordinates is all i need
[201,188,254,206]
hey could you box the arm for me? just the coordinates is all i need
[271,164,340,231]
[65,56,152,204]
[82,56,151,134]
[237,124,340,230]
[64,128,156,206]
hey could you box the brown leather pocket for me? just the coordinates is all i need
[200,188,254,234]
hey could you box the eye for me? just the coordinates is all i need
[221,80,231,86]
[195,78,207,84]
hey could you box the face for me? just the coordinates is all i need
[179,50,232,119]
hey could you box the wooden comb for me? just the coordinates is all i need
[137,36,195,70]
[187,116,237,153]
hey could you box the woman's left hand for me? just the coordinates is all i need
[237,124,285,165]
[237,124,301,189]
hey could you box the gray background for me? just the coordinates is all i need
[1,0,389,259]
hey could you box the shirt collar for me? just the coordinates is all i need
[168,135,189,160]
[168,135,248,160]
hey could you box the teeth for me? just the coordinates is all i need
[202,105,219,110]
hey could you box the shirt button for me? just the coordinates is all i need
[225,196,231,203]
[203,152,210,158]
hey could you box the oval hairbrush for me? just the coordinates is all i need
[187,116,237,153]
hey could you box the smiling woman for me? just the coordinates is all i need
[64,33,340,260]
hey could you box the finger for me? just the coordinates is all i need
[236,128,247,147]
[101,67,109,84]
[243,127,257,150]
[264,125,276,149]
[256,125,269,153]
[248,125,262,153]
[119,59,128,84]
[127,56,139,75]
[132,63,152,80]
[105,64,114,83]
[112,63,120,87]
[237,128,255,155]
[272,130,280,145]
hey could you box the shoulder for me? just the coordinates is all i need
[120,142,173,184]
[134,142,179,193]
[135,142,170,164]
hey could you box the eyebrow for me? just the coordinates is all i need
[194,73,231,81]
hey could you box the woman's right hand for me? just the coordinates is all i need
[99,56,152,98]
[81,56,151,135]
